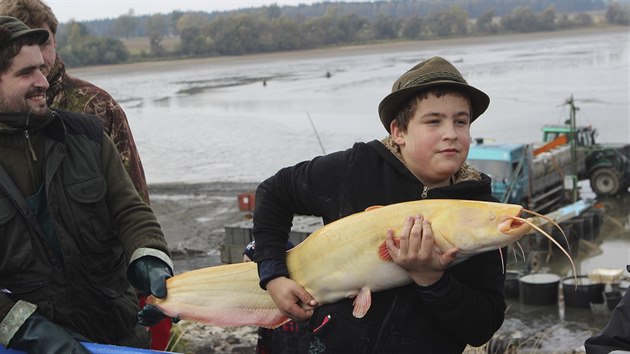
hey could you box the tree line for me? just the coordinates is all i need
[55,0,630,67]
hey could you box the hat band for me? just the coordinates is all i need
[401,71,466,90]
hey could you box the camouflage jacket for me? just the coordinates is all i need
[47,54,150,204]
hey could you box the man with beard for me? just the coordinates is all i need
[0,1,172,349]
[0,0,149,204]
[0,16,173,354]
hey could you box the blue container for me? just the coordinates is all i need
[1,342,176,354]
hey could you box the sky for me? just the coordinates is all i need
[46,0,338,23]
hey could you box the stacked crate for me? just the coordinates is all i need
[221,216,323,264]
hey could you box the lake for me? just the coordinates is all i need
[72,27,629,351]
[71,27,629,186]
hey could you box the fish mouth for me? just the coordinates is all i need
[498,215,532,236]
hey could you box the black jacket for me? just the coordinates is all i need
[254,140,506,353]
[584,265,630,354]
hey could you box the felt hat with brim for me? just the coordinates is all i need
[378,56,490,133]
[0,16,49,49]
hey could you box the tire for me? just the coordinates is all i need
[590,168,621,196]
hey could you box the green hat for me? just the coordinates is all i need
[0,16,49,49]
[378,56,490,133]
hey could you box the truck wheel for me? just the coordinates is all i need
[590,168,621,196]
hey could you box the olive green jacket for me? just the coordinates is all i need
[47,54,150,204]
[0,110,171,345]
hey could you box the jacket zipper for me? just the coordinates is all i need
[421,186,428,199]
[24,130,38,162]
[24,114,38,162]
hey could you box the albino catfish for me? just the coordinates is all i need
[147,199,575,328]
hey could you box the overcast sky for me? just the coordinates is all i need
[46,0,348,23]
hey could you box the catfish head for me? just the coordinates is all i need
[426,200,531,262]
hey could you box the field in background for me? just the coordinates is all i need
[121,36,181,55]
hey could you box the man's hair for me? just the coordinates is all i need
[0,0,58,34]
[392,86,472,133]
[0,36,40,73]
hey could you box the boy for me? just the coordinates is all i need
[252,56,505,353]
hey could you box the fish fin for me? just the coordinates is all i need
[352,287,372,318]
[364,205,383,212]
[377,239,399,262]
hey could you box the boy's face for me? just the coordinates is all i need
[0,44,49,115]
[391,92,471,187]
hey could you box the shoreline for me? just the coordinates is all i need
[70,25,627,76]
[148,181,258,258]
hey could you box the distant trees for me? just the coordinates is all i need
[146,14,167,55]
[55,0,628,67]
[475,10,499,34]
[425,6,468,37]
[111,9,137,39]
[606,1,630,25]
[400,15,425,39]
[57,20,128,66]
[170,2,621,59]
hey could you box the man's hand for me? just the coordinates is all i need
[137,304,179,327]
[385,215,458,286]
[128,256,172,298]
[128,256,178,326]
[8,313,90,354]
[266,277,317,322]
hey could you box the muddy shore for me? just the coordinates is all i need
[149,182,260,353]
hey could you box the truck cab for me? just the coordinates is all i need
[467,143,530,206]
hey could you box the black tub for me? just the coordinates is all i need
[562,275,605,308]
[504,271,521,299]
[605,291,623,310]
[519,273,560,306]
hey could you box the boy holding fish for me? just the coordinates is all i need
[253,56,506,353]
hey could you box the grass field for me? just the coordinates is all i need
[121,36,181,55]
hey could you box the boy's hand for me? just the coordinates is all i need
[266,277,317,322]
[385,215,458,286]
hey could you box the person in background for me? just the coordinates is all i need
[243,240,309,354]
[252,56,505,353]
[0,16,172,353]
[584,265,630,354]
[0,0,169,349]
